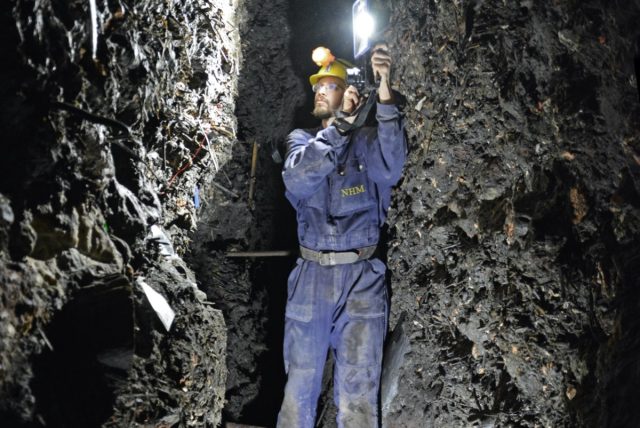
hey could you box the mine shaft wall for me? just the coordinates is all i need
[0,0,243,426]
[383,1,640,427]
[187,0,640,426]
[186,0,303,424]
[184,0,640,426]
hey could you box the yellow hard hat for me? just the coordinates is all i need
[309,47,350,87]
[309,61,348,87]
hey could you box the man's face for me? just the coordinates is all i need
[312,76,345,120]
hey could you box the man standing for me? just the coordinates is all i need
[278,44,405,427]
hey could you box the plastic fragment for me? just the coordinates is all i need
[137,277,175,331]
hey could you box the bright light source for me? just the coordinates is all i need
[353,0,374,58]
[355,11,374,39]
[312,46,335,67]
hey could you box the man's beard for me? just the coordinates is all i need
[312,103,334,120]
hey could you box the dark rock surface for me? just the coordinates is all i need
[383,1,640,427]
[186,0,302,425]
[1,0,237,426]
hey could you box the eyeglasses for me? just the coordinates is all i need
[312,82,345,93]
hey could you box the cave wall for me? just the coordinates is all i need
[186,0,303,424]
[383,0,640,427]
[189,0,640,426]
[0,0,243,426]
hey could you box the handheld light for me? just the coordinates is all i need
[353,0,374,58]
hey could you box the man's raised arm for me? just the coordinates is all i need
[282,126,348,199]
[366,44,406,185]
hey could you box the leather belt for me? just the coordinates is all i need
[299,245,376,266]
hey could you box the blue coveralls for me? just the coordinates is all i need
[278,103,406,428]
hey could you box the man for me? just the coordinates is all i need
[278,44,406,427]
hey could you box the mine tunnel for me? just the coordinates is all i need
[1,0,640,428]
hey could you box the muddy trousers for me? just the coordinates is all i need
[276,257,388,428]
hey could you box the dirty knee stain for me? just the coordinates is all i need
[338,398,375,427]
[348,299,370,313]
[278,396,300,427]
[345,322,366,363]
[279,367,316,427]
[342,366,377,395]
[344,320,381,366]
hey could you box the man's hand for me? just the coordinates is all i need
[371,44,392,81]
[342,85,361,114]
[371,43,394,104]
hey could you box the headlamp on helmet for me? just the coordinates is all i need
[309,47,365,93]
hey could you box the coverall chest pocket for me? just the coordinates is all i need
[329,158,375,217]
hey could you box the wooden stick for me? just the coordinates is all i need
[226,250,292,258]
[248,141,259,209]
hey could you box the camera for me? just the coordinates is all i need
[346,66,366,94]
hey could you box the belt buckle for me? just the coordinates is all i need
[319,251,335,266]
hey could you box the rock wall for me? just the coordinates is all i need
[186,0,302,424]
[0,0,242,426]
[384,1,640,427]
